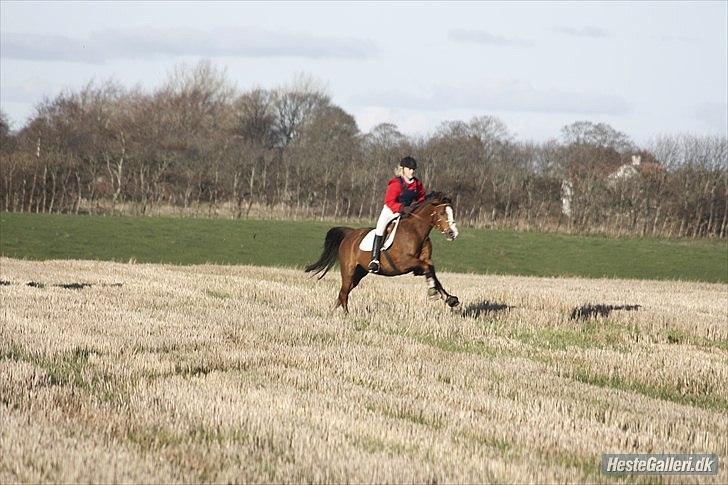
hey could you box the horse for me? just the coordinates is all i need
[305,192,460,313]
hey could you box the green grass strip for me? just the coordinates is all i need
[1,212,726,282]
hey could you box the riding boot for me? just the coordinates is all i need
[368,235,383,273]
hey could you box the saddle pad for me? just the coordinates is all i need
[359,218,399,251]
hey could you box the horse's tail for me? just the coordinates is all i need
[305,226,352,279]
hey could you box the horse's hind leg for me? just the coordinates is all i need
[351,265,368,290]
[334,265,351,313]
[335,260,368,314]
[335,285,349,314]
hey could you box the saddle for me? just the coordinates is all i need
[359,217,400,251]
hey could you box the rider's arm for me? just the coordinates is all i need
[384,178,402,213]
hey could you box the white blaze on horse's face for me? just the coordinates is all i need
[445,205,458,240]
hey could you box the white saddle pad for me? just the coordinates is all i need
[359,218,400,251]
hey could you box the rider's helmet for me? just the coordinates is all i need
[399,156,418,170]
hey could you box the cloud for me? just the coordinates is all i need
[553,26,609,38]
[448,29,533,47]
[352,80,632,116]
[1,27,378,63]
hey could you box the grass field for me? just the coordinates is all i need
[1,257,726,482]
[1,212,726,282]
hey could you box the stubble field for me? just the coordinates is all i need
[1,257,726,483]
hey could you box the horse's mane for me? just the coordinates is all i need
[409,191,452,213]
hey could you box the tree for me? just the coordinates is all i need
[0,110,11,142]
[291,105,361,217]
[561,121,635,153]
[271,74,330,147]
[232,89,276,148]
[365,123,407,150]
[1,60,725,238]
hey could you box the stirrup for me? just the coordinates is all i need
[368,259,380,273]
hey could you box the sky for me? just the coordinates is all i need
[1,1,726,145]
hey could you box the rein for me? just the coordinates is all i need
[404,203,452,235]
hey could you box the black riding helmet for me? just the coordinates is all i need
[399,156,417,170]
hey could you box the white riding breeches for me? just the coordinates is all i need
[375,205,399,236]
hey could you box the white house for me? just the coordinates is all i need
[561,155,661,216]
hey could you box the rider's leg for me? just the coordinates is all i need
[369,205,397,273]
[368,235,383,273]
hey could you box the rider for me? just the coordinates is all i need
[368,156,426,273]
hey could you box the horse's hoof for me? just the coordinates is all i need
[446,296,460,308]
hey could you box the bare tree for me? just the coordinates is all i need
[272,74,330,147]
[561,121,635,153]
[2,62,725,238]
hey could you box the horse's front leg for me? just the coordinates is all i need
[425,264,459,308]
[409,257,459,308]
[419,239,459,307]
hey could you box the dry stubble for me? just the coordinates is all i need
[1,257,726,483]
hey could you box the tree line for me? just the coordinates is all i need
[1,61,726,238]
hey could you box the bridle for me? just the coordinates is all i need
[406,203,454,236]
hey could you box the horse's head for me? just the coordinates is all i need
[425,192,459,241]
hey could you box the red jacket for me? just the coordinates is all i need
[385,176,425,213]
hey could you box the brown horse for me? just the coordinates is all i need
[305,192,460,313]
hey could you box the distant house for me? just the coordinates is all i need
[609,155,643,181]
[561,154,665,216]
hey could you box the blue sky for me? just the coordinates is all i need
[1,1,726,144]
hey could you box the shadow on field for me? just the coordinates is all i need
[461,300,512,319]
[570,304,641,320]
[0,280,123,290]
